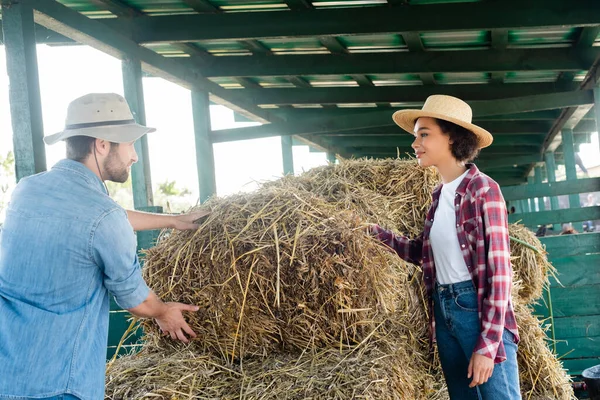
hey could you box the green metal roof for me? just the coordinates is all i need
[1,0,598,186]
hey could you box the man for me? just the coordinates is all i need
[0,93,202,400]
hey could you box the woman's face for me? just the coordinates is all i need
[411,117,454,168]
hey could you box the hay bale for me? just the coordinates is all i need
[267,158,439,238]
[106,336,447,400]
[514,303,574,400]
[142,187,426,359]
[508,224,555,304]
[108,158,572,400]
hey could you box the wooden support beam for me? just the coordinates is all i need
[226,85,587,106]
[87,0,143,17]
[105,0,600,43]
[527,176,536,213]
[327,152,336,164]
[191,90,217,203]
[193,48,600,78]
[544,151,562,232]
[1,1,46,180]
[534,165,546,212]
[562,129,582,228]
[490,29,508,84]
[281,136,294,175]
[182,0,220,13]
[26,0,280,125]
[509,206,600,226]
[596,88,600,154]
[122,58,153,208]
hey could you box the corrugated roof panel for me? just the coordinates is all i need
[209,77,245,89]
[143,43,189,57]
[338,34,407,53]
[504,71,560,83]
[421,31,488,50]
[305,75,359,87]
[434,72,488,84]
[259,38,329,54]
[210,0,288,11]
[120,0,192,14]
[509,27,578,48]
[195,40,252,56]
[255,77,297,88]
[370,73,422,86]
[56,0,115,17]
[337,103,378,108]
[573,71,588,82]
[312,0,386,8]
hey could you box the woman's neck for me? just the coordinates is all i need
[436,160,468,184]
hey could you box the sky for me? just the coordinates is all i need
[1,44,599,215]
[0,44,328,210]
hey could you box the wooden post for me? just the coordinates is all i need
[527,175,536,212]
[122,58,153,208]
[327,152,337,164]
[191,90,216,203]
[534,165,546,212]
[281,136,294,175]
[1,1,46,180]
[544,151,562,233]
[595,87,600,155]
[562,128,582,231]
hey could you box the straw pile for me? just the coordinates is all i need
[105,158,573,400]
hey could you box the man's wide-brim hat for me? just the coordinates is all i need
[44,93,156,145]
[392,95,493,148]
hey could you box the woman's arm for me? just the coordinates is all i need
[369,224,424,265]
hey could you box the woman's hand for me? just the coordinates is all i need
[468,352,494,387]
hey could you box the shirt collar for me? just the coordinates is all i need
[52,159,108,195]
[431,163,479,200]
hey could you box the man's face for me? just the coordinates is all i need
[103,141,138,183]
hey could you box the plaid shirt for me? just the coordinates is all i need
[371,164,519,363]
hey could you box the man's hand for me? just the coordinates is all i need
[170,210,210,231]
[468,352,494,387]
[155,302,199,344]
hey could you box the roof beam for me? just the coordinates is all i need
[24,0,277,125]
[226,84,582,105]
[211,92,594,142]
[191,48,600,78]
[181,0,220,13]
[86,0,142,17]
[100,0,600,43]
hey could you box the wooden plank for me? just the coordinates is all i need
[540,233,600,256]
[226,85,585,106]
[563,129,583,219]
[550,254,600,287]
[501,177,600,201]
[560,357,600,376]
[547,285,600,317]
[192,48,600,78]
[555,336,600,359]
[1,1,47,180]
[95,0,600,43]
[554,315,600,339]
[507,206,600,226]
[191,91,217,203]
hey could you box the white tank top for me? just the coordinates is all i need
[429,170,472,284]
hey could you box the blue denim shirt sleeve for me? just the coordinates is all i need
[92,208,150,309]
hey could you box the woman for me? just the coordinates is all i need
[370,95,521,399]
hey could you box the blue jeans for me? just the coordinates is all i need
[37,396,80,400]
[433,280,521,400]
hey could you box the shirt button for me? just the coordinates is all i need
[456,224,459,227]
[461,244,466,248]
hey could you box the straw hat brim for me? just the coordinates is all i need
[44,123,156,145]
[392,109,493,148]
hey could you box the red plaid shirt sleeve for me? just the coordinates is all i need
[369,225,424,265]
[473,182,512,361]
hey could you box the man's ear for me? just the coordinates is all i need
[94,138,111,156]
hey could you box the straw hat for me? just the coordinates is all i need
[44,93,156,145]
[392,95,493,148]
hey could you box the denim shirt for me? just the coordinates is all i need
[0,159,150,400]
